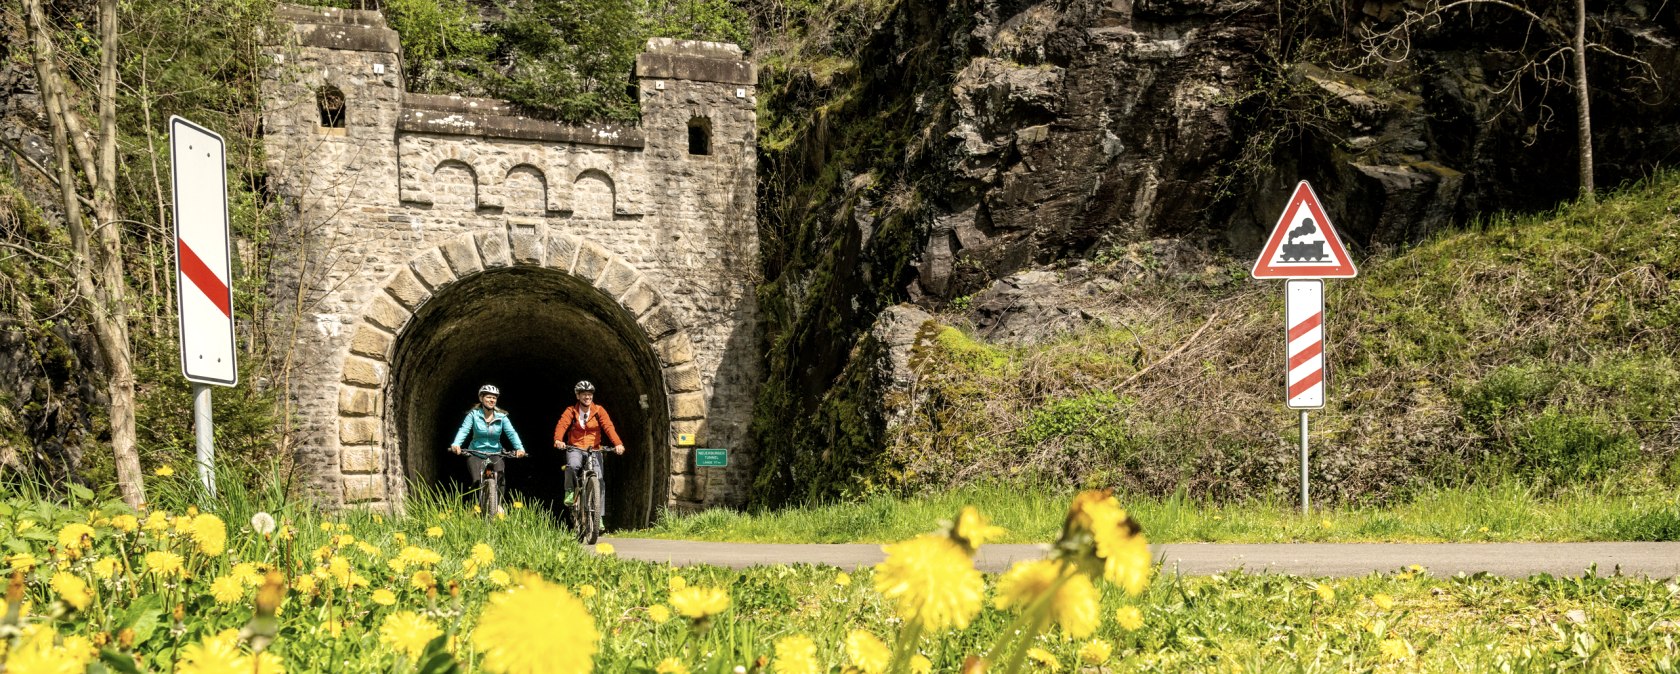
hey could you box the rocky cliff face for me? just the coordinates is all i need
[749,0,1680,505]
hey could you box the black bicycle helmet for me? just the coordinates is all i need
[573,380,595,392]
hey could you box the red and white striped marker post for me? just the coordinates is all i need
[1253,181,1356,514]
[1286,280,1325,511]
[170,117,236,499]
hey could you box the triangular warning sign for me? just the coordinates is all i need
[1251,181,1358,279]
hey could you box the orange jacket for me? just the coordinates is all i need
[554,403,623,449]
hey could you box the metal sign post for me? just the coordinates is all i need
[170,117,237,499]
[1254,182,1354,515]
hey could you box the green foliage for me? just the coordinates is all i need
[383,0,499,90]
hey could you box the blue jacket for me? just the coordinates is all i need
[452,408,525,455]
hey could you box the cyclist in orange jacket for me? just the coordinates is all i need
[553,380,623,507]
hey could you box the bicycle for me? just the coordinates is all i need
[563,444,605,545]
[454,448,517,521]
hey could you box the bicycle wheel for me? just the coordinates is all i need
[578,475,600,545]
[482,472,499,521]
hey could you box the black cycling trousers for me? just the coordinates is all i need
[467,454,507,485]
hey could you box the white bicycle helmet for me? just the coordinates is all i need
[478,384,500,396]
[573,380,595,392]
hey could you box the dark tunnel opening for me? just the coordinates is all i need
[389,266,669,529]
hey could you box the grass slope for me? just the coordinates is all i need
[868,172,1680,504]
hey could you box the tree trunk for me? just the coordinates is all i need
[25,0,146,507]
[1574,0,1594,202]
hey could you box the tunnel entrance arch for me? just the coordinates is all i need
[390,266,667,529]
[341,231,702,528]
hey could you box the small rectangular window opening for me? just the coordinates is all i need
[318,86,346,129]
[687,118,711,156]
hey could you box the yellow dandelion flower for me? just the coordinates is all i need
[845,630,890,674]
[411,570,436,592]
[994,559,1102,638]
[155,465,175,477]
[372,588,397,606]
[110,514,138,533]
[425,526,443,538]
[91,558,120,580]
[50,572,91,610]
[952,506,1007,550]
[9,625,86,674]
[1371,593,1395,610]
[210,576,244,604]
[1319,518,1333,529]
[143,551,184,577]
[1379,637,1411,661]
[512,501,524,509]
[1064,490,1152,595]
[1026,647,1060,672]
[771,634,819,674]
[909,654,932,674]
[668,575,688,592]
[670,586,731,620]
[142,511,168,533]
[471,543,496,566]
[1115,605,1144,631]
[393,532,406,544]
[595,542,615,556]
[190,514,227,557]
[472,575,599,674]
[489,569,511,586]
[177,629,285,674]
[1314,583,1335,603]
[8,552,40,572]
[380,611,442,660]
[57,523,95,552]
[835,572,851,587]
[578,584,598,599]
[654,658,689,674]
[1079,638,1113,665]
[231,562,264,587]
[648,604,671,624]
[292,575,317,595]
[872,534,984,631]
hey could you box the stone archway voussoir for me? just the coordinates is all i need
[653,332,695,368]
[474,230,512,268]
[439,235,484,278]
[596,258,639,298]
[409,247,456,291]
[384,267,432,311]
[545,232,581,271]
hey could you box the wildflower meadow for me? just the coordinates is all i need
[0,474,1677,674]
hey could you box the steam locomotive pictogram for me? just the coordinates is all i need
[1278,218,1329,262]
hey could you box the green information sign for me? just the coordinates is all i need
[695,448,728,467]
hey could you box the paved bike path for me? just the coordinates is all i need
[600,538,1680,578]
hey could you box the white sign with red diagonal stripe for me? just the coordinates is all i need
[1285,279,1324,409]
[170,116,238,387]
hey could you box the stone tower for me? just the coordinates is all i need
[260,5,761,524]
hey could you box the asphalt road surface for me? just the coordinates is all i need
[600,538,1680,578]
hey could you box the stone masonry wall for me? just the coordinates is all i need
[260,5,760,516]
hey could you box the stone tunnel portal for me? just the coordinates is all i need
[389,266,669,529]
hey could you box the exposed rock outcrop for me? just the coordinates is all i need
[749,0,1680,505]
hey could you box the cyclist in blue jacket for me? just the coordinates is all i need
[449,385,527,502]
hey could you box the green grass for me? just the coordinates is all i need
[4,476,1679,672]
[630,478,1680,544]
